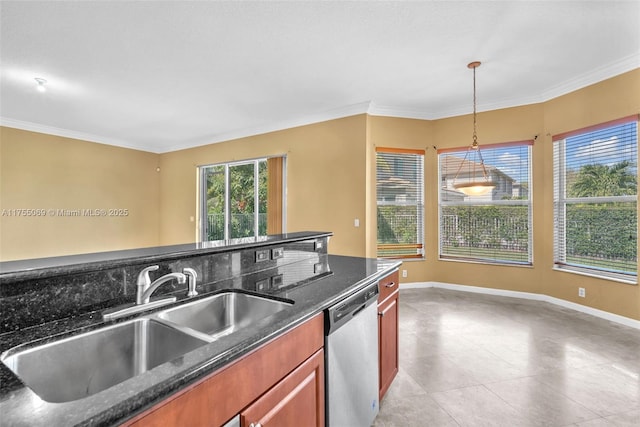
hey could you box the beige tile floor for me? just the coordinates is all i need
[373,288,640,427]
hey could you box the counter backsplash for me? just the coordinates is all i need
[0,233,331,334]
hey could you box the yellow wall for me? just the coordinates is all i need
[158,115,368,257]
[368,69,640,320]
[1,70,638,320]
[0,127,161,260]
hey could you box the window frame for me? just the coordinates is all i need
[376,147,425,260]
[437,140,534,266]
[198,156,286,242]
[552,115,638,284]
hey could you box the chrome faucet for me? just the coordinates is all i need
[103,265,199,321]
[136,266,187,305]
[183,267,199,297]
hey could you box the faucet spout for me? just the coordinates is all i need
[139,272,186,305]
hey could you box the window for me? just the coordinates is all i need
[200,157,285,241]
[376,148,424,259]
[438,141,533,265]
[553,116,638,282]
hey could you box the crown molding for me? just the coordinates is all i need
[3,58,638,153]
[0,117,158,153]
[367,102,434,120]
[540,52,640,103]
[158,101,372,153]
[369,55,640,121]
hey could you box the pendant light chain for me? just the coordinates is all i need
[472,65,478,147]
[451,61,495,196]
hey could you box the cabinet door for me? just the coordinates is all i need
[241,349,324,427]
[378,292,398,401]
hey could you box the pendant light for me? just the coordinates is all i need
[452,61,495,196]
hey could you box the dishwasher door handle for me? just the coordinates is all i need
[352,303,367,317]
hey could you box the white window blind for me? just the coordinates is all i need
[376,148,424,259]
[553,116,638,281]
[438,141,533,265]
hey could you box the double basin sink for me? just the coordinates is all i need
[1,291,292,403]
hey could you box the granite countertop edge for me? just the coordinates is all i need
[0,256,401,427]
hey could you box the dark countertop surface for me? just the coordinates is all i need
[0,254,400,427]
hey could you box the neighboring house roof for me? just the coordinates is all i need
[377,175,420,200]
[441,155,515,182]
[377,176,412,189]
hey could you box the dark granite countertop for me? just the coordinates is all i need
[0,254,400,427]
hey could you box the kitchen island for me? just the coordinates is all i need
[0,232,400,426]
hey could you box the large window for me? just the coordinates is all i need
[553,116,638,282]
[376,148,424,259]
[200,157,285,241]
[438,141,532,265]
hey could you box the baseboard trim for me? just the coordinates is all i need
[401,281,640,330]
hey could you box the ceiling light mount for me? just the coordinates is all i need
[452,61,495,197]
[34,77,47,92]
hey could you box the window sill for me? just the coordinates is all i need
[553,265,637,285]
[378,257,425,262]
[439,256,533,268]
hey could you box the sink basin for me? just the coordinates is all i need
[1,318,208,403]
[156,291,292,340]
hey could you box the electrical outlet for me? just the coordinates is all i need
[578,287,586,298]
[402,270,407,278]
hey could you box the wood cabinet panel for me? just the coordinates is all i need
[378,269,399,402]
[378,270,399,303]
[240,349,324,427]
[123,313,324,427]
[378,292,398,401]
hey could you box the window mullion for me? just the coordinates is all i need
[224,164,230,241]
[254,160,259,238]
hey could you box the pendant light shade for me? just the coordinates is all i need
[452,62,495,196]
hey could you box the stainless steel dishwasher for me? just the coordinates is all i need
[325,281,379,427]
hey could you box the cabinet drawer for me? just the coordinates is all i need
[378,270,399,303]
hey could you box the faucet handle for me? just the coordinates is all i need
[183,268,198,297]
[137,265,160,287]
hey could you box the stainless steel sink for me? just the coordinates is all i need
[156,291,292,340]
[1,318,208,403]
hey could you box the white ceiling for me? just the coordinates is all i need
[1,1,639,153]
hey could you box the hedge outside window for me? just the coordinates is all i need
[376,148,425,259]
[438,141,533,265]
[553,116,638,282]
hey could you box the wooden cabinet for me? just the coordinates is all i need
[378,270,399,401]
[240,349,324,427]
[122,313,324,427]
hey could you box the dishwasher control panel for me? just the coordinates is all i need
[327,282,379,332]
